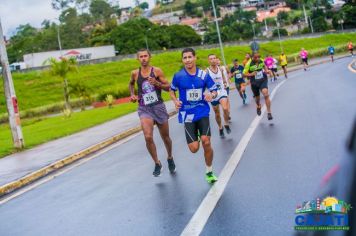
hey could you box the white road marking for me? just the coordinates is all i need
[0,114,178,205]
[180,80,286,236]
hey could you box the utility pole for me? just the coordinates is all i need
[0,19,24,149]
[303,4,308,24]
[276,19,283,53]
[309,16,314,33]
[57,24,63,56]
[211,0,226,66]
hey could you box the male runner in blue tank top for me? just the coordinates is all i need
[129,49,176,177]
[170,48,219,184]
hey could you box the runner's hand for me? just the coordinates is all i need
[204,92,214,102]
[148,77,157,86]
[130,95,138,103]
[174,100,182,110]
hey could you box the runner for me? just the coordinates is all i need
[347,41,354,57]
[129,49,176,177]
[243,53,251,66]
[264,55,277,82]
[300,48,309,71]
[206,54,231,138]
[279,52,288,78]
[243,52,273,120]
[230,59,247,105]
[217,57,232,121]
[328,45,335,62]
[169,48,218,184]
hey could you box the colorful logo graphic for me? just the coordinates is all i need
[295,197,352,231]
[60,50,92,61]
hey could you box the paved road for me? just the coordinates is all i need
[0,58,355,236]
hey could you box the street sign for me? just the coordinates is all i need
[250,41,259,52]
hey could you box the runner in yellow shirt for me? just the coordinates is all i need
[279,52,288,78]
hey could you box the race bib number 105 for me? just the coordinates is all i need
[186,89,202,102]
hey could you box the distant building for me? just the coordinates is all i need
[240,0,264,8]
[119,7,132,24]
[256,7,291,22]
[149,10,183,26]
[161,0,175,4]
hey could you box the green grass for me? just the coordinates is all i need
[0,102,138,157]
[0,32,354,158]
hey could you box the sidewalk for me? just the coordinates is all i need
[0,54,351,197]
[0,101,175,195]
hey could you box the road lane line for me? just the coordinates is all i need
[181,80,286,236]
[348,59,356,73]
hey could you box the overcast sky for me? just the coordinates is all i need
[0,0,155,37]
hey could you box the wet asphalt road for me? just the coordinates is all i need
[0,58,355,236]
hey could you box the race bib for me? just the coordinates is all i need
[235,73,242,79]
[186,89,202,102]
[255,71,264,80]
[143,91,158,105]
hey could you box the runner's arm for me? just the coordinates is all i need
[243,61,255,77]
[129,71,138,102]
[169,75,182,109]
[154,68,171,91]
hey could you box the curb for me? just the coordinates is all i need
[0,110,177,197]
[0,54,351,198]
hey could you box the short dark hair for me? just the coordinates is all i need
[208,53,216,58]
[233,59,238,62]
[182,48,196,57]
[137,48,151,56]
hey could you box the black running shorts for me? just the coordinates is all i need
[184,117,211,144]
[251,79,268,98]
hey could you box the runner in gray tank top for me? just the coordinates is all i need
[129,49,176,177]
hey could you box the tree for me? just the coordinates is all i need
[277,11,289,25]
[46,57,78,111]
[69,80,92,111]
[184,0,196,16]
[312,16,329,32]
[90,0,114,21]
[51,0,74,10]
[272,28,288,37]
[139,2,149,10]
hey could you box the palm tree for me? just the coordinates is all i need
[47,57,78,111]
[69,80,92,111]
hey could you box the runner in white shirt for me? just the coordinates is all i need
[206,54,231,138]
[217,58,231,122]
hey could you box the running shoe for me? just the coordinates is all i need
[206,172,218,184]
[257,105,262,116]
[219,128,225,138]
[167,158,176,174]
[153,162,162,177]
[224,125,231,134]
[267,113,273,120]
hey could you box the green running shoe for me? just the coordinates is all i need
[205,172,218,184]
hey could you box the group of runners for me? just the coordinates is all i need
[129,48,280,184]
[128,41,353,184]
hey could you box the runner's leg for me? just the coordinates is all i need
[261,88,272,114]
[212,105,223,130]
[219,98,230,126]
[157,121,173,158]
[141,118,159,164]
